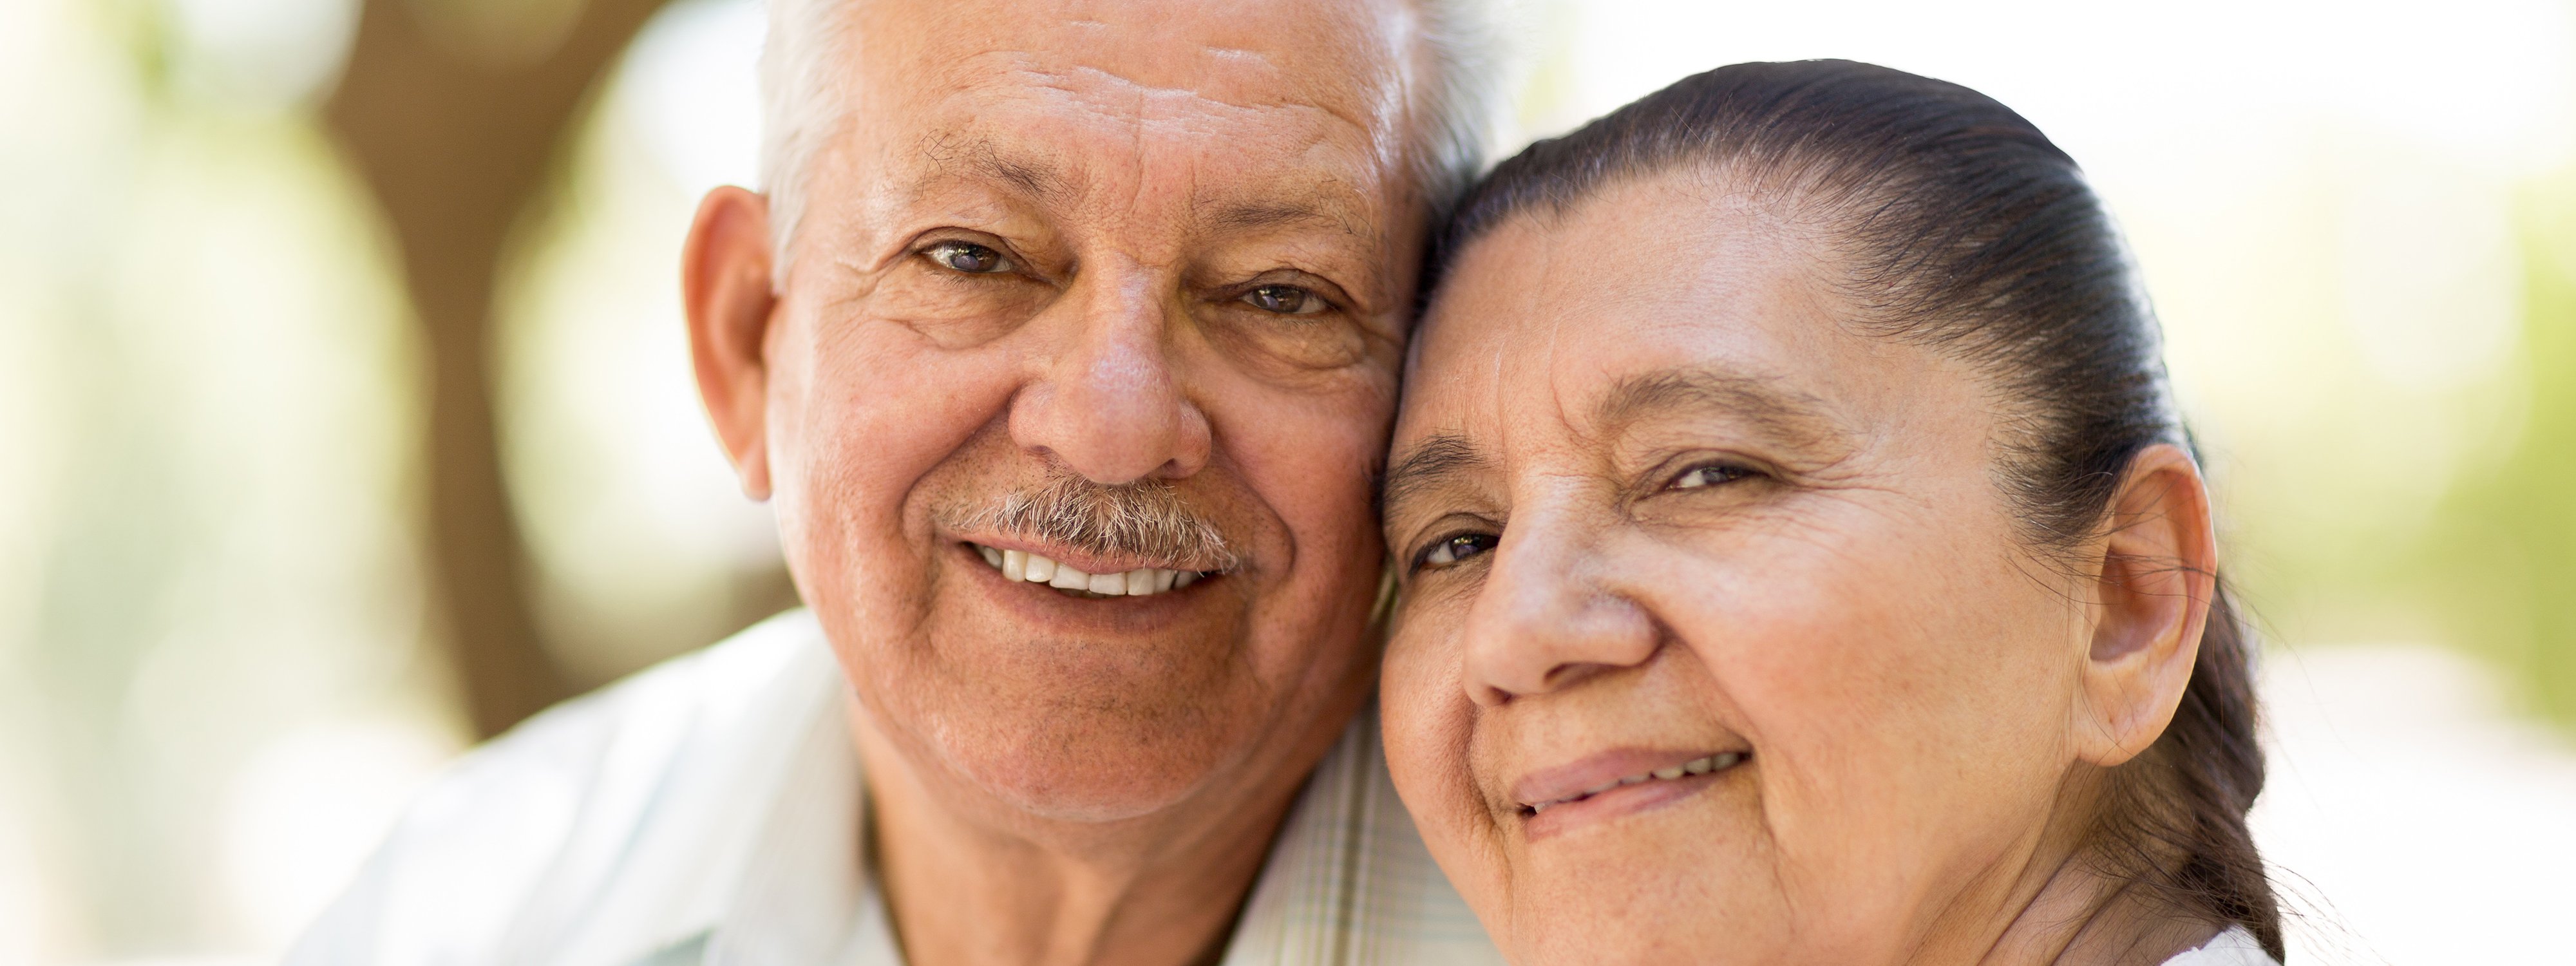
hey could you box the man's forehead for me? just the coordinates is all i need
[860,0,1414,115]
[848,0,1420,198]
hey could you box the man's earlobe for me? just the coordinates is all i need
[683,186,779,500]
[2072,443,2219,768]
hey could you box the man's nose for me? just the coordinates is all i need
[1009,271,1211,484]
[1459,506,1658,706]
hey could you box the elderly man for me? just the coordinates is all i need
[290,1,1502,964]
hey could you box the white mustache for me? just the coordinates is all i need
[945,473,1241,573]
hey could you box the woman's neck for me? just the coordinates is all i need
[1894,768,2222,966]
[1978,853,2225,966]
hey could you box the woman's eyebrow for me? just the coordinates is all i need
[1380,433,1489,517]
[1593,366,1846,449]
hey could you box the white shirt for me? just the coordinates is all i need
[2163,927,2280,966]
[287,610,1504,966]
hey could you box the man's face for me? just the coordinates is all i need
[749,0,1428,822]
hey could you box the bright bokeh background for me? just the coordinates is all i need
[1,0,2571,963]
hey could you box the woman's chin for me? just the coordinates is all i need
[1497,806,1786,965]
[1503,880,1784,966]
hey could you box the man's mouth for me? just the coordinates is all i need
[965,542,1217,599]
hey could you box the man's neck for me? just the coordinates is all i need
[846,701,1320,966]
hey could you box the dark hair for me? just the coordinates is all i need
[1433,60,2280,958]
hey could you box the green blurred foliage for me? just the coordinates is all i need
[2412,173,2576,730]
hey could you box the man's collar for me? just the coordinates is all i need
[546,610,873,966]
[696,669,890,965]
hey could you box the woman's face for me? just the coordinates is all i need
[1380,171,2108,965]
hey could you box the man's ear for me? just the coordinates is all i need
[2072,442,2219,768]
[683,186,779,500]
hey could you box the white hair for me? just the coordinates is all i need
[755,0,1508,289]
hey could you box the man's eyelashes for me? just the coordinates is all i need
[923,240,1012,274]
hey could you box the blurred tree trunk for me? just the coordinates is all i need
[325,0,673,737]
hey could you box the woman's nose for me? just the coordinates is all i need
[1459,510,1658,706]
[1009,272,1212,484]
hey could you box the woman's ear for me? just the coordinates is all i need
[683,186,779,500]
[2072,442,2218,768]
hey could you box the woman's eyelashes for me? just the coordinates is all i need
[1412,531,1499,573]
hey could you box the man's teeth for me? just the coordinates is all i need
[1528,752,1746,815]
[974,545,1204,597]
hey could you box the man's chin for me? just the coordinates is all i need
[821,565,1363,827]
[917,696,1264,824]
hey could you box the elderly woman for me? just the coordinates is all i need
[1376,61,2282,965]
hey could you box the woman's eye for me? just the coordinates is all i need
[1243,283,1331,316]
[1672,464,1752,490]
[926,241,1010,274]
[1416,532,1497,571]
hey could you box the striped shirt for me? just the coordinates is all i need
[288,610,1504,966]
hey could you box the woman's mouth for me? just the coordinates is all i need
[1510,749,1750,840]
[1520,752,1747,816]
[1520,752,1745,815]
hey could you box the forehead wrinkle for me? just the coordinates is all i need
[1038,61,1379,142]
[1008,55,1390,176]
[907,33,1399,221]
[1434,218,1568,477]
[1199,43,1278,68]
[1527,229,1613,460]
[978,62,1391,252]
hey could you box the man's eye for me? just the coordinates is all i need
[1243,283,1331,316]
[1672,464,1754,490]
[1415,532,1497,571]
[926,241,1009,274]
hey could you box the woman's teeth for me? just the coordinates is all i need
[972,544,1204,598]
[1528,752,1747,815]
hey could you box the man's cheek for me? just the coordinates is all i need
[800,340,1008,494]
[1199,308,1374,377]
[1265,430,1390,548]
[866,267,1049,350]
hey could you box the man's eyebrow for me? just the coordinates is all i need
[918,135,1081,205]
[1594,367,1844,447]
[1381,433,1489,514]
[974,148,1075,203]
[1202,198,1363,236]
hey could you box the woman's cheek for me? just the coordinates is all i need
[1378,612,1497,873]
[1380,617,1461,791]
